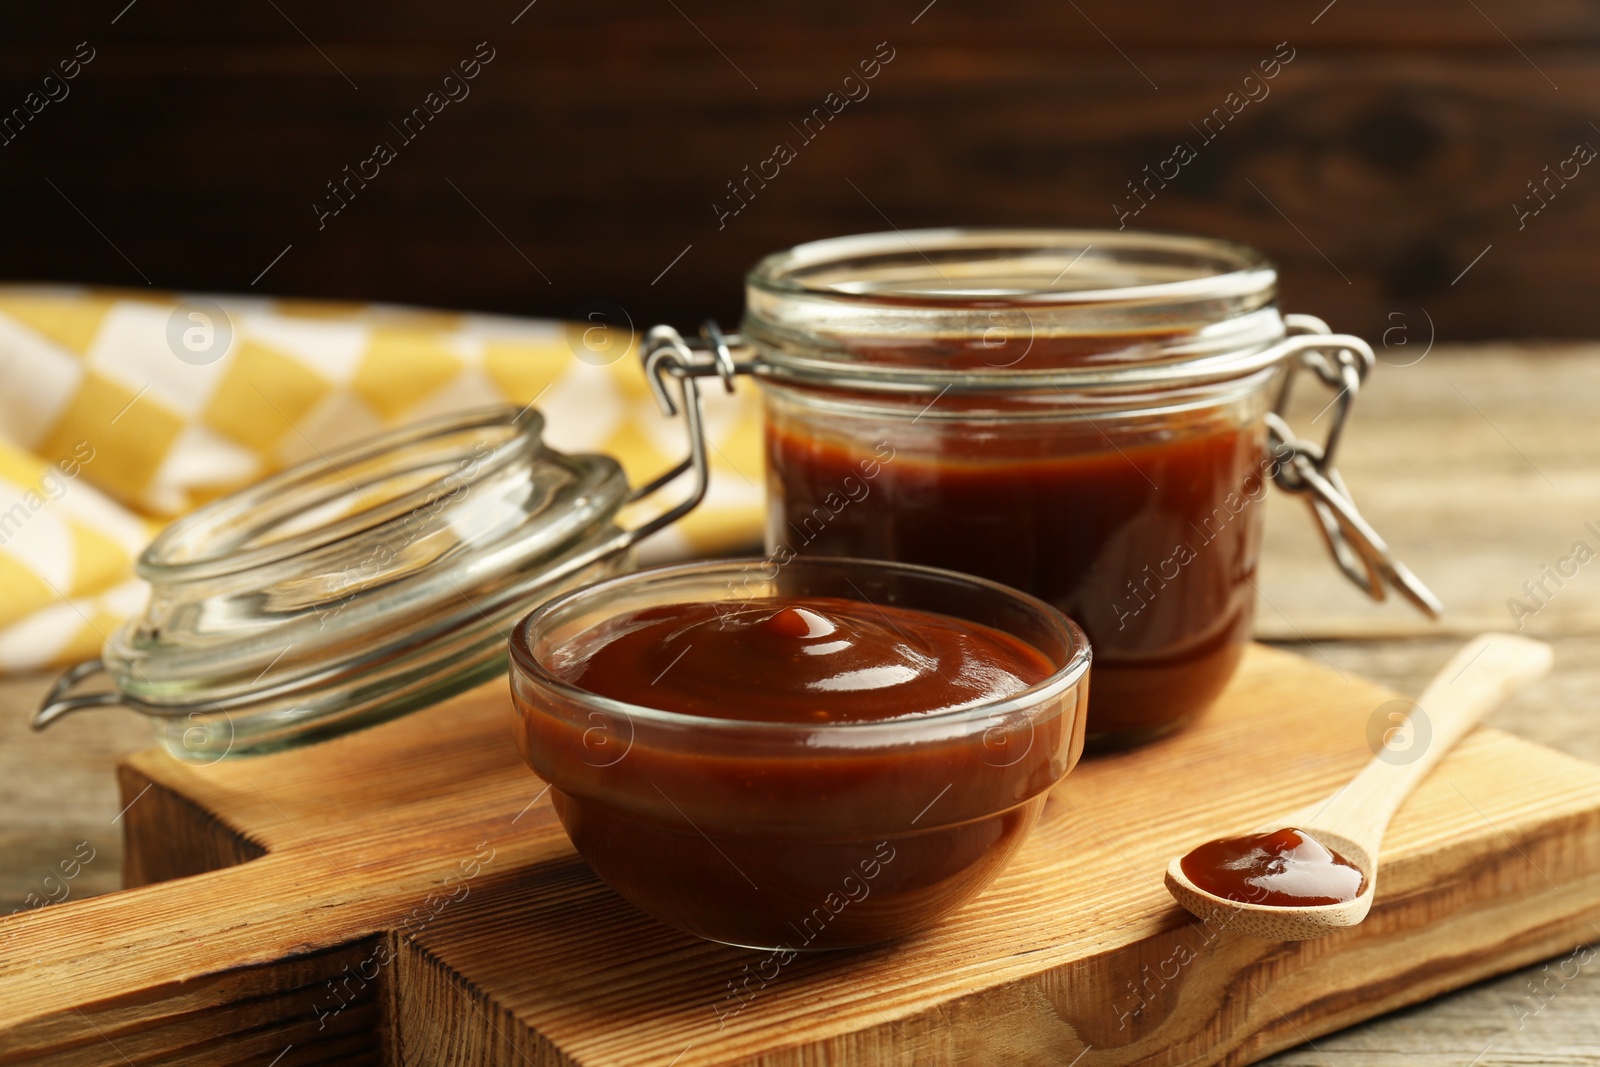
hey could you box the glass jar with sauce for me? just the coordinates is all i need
[647,229,1438,748]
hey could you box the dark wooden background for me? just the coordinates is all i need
[3,0,1599,340]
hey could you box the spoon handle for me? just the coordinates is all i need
[1295,633,1553,850]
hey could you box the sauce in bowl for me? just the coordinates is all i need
[561,596,1053,723]
[510,559,1091,950]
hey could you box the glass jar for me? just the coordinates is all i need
[644,229,1438,748]
[36,227,1436,760]
[33,403,710,760]
[509,556,1091,950]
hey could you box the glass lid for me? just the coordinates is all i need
[34,345,720,760]
[32,407,644,760]
[107,405,631,706]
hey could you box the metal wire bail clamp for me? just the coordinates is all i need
[1268,315,1443,619]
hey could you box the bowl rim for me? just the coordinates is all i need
[508,555,1092,739]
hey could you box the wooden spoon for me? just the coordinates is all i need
[1165,632,1554,940]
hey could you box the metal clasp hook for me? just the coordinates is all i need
[1268,315,1442,618]
[642,320,749,416]
[31,658,121,729]
[628,321,755,542]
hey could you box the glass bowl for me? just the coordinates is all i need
[508,556,1091,951]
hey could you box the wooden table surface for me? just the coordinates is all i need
[3,343,1597,1065]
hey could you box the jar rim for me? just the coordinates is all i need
[741,228,1287,394]
[746,227,1275,308]
[509,555,1092,739]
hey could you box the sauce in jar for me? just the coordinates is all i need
[513,580,1087,951]
[765,401,1267,746]
[740,229,1315,749]
[1179,827,1366,907]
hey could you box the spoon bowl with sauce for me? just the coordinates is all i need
[1165,632,1553,940]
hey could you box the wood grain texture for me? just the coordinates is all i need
[2,643,1599,1066]
[0,672,147,916]
[1255,342,1600,642]
[2,3,1600,338]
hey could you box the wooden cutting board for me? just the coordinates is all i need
[3,642,1599,1066]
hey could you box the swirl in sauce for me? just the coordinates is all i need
[559,596,1053,723]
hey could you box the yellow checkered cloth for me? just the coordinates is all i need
[0,286,765,673]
